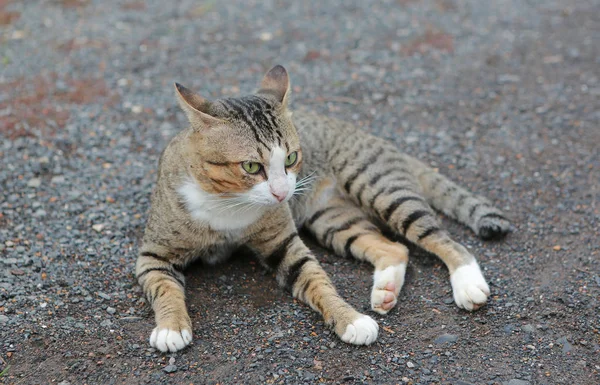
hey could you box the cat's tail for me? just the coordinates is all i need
[406,156,511,240]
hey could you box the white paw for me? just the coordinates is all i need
[371,264,406,314]
[150,328,193,352]
[340,315,379,345]
[450,261,490,311]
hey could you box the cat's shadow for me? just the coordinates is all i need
[183,229,440,317]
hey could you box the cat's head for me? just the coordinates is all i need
[176,65,301,207]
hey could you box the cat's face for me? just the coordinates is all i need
[176,66,302,207]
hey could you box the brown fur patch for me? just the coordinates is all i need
[196,161,256,194]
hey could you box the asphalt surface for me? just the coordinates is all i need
[1,0,599,384]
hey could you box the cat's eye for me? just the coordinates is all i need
[242,161,261,174]
[285,151,298,167]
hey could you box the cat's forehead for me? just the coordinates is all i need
[213,95,278,119]
[209,95,297,154]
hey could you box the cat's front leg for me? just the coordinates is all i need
[248,208,379,345]
[136,249,192,352]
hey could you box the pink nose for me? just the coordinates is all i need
[271,191,287,202]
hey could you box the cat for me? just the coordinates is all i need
[135,65,511,352]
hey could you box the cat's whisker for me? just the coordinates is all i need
[295,174,318,188]
[295,171,318,186]
[212,199,251,214]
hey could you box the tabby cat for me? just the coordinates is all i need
[136,65,510,352]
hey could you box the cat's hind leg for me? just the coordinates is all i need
[303,179,409,314]
[347,167,491,311]
[369,191,490,311]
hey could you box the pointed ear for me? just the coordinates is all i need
[258,65,290,107]
[174,83,223,129]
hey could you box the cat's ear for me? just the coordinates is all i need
[258,65,290,107]
[174,83,224,129]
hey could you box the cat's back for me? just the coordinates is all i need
[292,109,353,138]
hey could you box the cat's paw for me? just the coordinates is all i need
[340,315,379,345]
[477,214,511,240]
[450,261,490,311]
[150,327,193,352]
[370,264,406,314]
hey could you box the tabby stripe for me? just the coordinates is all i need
[299,279,313,300]
[334,140,365,173]
[369,182,415,208]
[137,267,185,288]
[369,171,387,186]
[417,227,441,240]
[209,177,236,188]
[259,99,280,130]
[227,99,270,148]
[456,193,469,208]
[401,210,431,234]
[468,203,485,218]
[285,256,313,290]
[265,233,299,271]
[368,186,387,207]
[254,99,279,136]
[205,160,233,166]
[383,196,425,222]
[355,182,368,206]
[139,251,170,264]
[452,193,469,218]
[306,207,339,226]
[152,286,161,302]
[480,212,507,221]
[368,167,412,188]
[322,217,365,245]
[343,151,385,193]
[250,104,275,135]
[441,185,457,197]
[427,174,445,194]
[343,232,369,258]
[334,156,352,174]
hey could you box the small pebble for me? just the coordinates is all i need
[92,224,105,232]
[507,380,529,385]
[521,324,535,333]
[556,337,573,353]
[434,333,458,344]
[27,178,42,188]
[51,175,65,184]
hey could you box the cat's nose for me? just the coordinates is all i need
[271,191,287,202]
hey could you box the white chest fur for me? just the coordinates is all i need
[177,178,267,232]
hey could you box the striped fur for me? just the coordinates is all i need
[136,65,511,352]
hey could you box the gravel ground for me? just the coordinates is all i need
[1,0,599,384]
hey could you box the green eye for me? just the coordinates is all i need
[285,151,298,167]
[242,161,261,174]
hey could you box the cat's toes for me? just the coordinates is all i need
[150,327,193,352]
[340,315,379,345]
[450,261,490,311]
[370,264,406,315]
[477,214,511,240]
